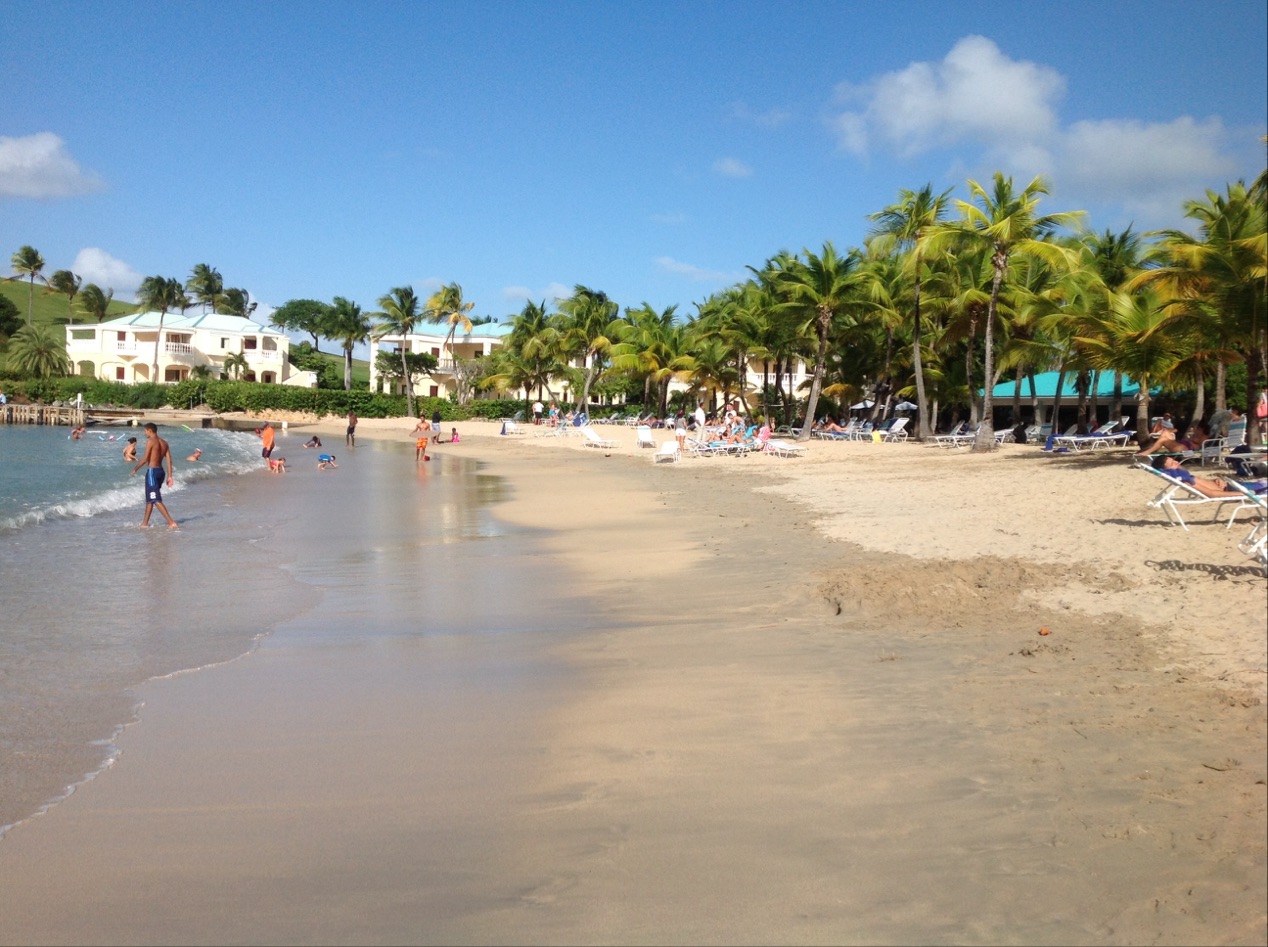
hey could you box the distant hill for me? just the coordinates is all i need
[0,279,135,328]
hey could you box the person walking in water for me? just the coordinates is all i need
[130,422,177,528]
[346,409,357,447]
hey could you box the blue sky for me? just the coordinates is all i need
[2,0,1265,352]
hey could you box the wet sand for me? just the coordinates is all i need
[0,417,1263,945]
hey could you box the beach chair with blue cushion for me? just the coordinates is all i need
[1135,462,1246,531]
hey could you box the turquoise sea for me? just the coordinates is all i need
[0,423,590,838]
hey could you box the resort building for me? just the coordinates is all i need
[370,322,513,400]
[65,311,311,386]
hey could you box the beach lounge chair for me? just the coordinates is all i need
[580,427,617,449]
[1136,462,1246,531]
[652,441,680,464]
[500,419,525,435]
[882,417,910,442]
[931,422,973,448]
[765,438,805,458]
[635,425,656,448]
[1224,479,1267,563]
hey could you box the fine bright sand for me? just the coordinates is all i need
[0,416,1263,945]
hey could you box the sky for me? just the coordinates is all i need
[2,0,1265,357]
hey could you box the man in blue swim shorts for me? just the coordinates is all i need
[130,422,177,527]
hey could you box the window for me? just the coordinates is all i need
[431,347,440,357]
[116,367,125,380]
[220,338,229,349]
[429,386,439,398]
[244,337,258,350]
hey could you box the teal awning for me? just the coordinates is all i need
[981,371,1152,399]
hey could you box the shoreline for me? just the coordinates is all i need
[0,414,1264,943]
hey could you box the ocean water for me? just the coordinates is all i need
[0,424,589,838]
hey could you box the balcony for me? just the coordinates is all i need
[164,342,194,356]
[115,342,138,354]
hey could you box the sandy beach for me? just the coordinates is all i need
[0,416,1263,945]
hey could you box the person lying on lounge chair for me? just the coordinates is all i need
[1136,422,1208,460]
[1151,455,1265,498]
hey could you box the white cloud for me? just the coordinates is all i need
[831,36,1063,161]
[0,132,105,199]
[729,101,792,128]
[71,248,142,301]
[829,35,1250,228]
[656,256,736,283]
[713,157,753,179]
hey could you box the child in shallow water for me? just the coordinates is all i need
[268,456,287,474]
[317,454,337,470]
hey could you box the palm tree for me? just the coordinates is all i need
[6,324,70,378]
[1077,288,1185,435]
[76,283,114,323]
[136,275,189,383]
[425,282,475,360]
[186,264,225,313]
[9,245,46,325]
[375,286,423,417]
[869,184,952,439]
[772,242,864,441]
[927,173,1082,450]
[47,269,82,323]
[555,285,621,409]
[218,287,255,319]
[328,296,372,391]
[222,350,250,380]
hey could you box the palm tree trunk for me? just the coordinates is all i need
[973,261,1003,452]
[401,350,415,417]
[797,309,832,442]
[151,308,167,382]
[344,346,353,390]
[912,272,930,440]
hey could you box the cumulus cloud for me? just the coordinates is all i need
[0,132,105,199]
[831,35,1063,164]
[656,256,736,283]
[829,35,1250,227]
[71,248,142,301]
[729,101,793,128]
[713,157,753,178]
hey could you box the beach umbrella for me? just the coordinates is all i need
[849,400,875,410]
[894,401,918,411]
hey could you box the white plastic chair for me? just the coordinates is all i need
[635,425,656,448]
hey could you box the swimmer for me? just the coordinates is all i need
[71,424,86,440]
[317,453,337,470]
[122,436,138,462]
[186,448,203,462]
[268,456,287,474]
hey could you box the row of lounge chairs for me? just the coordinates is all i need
[1137,461,1267,564]
[810,417,910,442]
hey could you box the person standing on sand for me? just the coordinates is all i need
[130,422,176,528]
[346,410,357,447]
[533,399,544,424]
[431,407,443,444]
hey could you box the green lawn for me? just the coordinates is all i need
[1,279,136,327]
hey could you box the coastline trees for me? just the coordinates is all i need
[9,246,46,325]
[6,324,70,378]
[926,174,1082,451]
[270,299,333,351]
[187,264,225,314]
[555,285,620,410]
[76,283,113,323]
[328,296,372,391]
[426,282,475,357]
[47,269,82,323]
[135,275,189,383]
[375,286,423,417]
[869,184,952,439]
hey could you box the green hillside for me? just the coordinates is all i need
[1,279,135,328]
